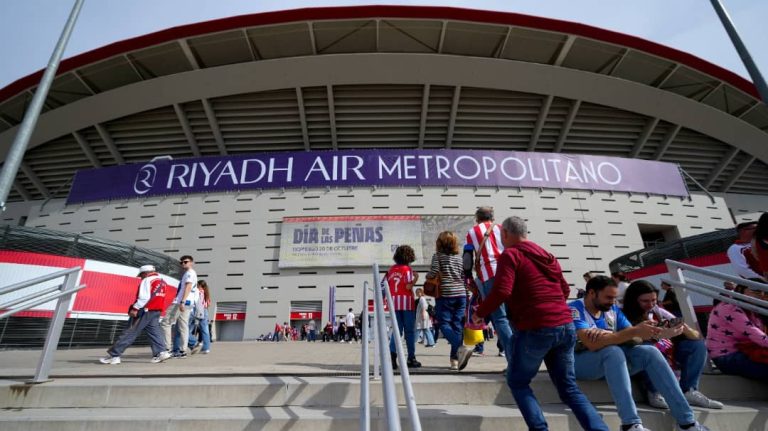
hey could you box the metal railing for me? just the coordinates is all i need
[360,263,422,431]
[0,266,86,383]
[663,259,768,334]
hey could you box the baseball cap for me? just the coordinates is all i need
[137,264,156,276]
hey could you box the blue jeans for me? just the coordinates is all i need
[575,344,695,426]
[477,277,514,349]
[436,295,466,359]
[186,316,211,351]
[418,327,435,346]
[308,329,316,341]
[389,310,416,361]
[713,351,768,381]
[108,310,165,357]
[644,338,707,394]
[506,323,608,431]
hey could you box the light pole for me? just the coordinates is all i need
[710,0,768,105]
[0,0,85,210]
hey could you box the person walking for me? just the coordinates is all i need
[414,287,435,348]
[188,280,212,354]
[464,207,513,350]
[473,216,608,431]
[307,319,317,342]
[383,245,421,369]
[99,265,172,364]
[429,232,473,371]
[161,255,197,358]
[345,308,358,343]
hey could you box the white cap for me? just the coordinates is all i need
[137,264,156,275]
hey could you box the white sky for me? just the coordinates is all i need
[1,0,767,89]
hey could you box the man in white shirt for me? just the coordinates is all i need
[345,308,358,343]
[161,255,198,358]
[727,222,764,280]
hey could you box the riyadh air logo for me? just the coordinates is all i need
[134,163,157,195]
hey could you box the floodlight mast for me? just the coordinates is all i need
[0,0,85,211]
[710,0,768,105]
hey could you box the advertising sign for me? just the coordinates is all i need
[67,149,688,204]
[290,311,322,320]
[215,312,246,321]
[279,214,475,268]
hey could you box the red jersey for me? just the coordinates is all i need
[384,264,415,311]
[466,222,504,282]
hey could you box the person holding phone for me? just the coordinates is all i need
[622,280,723,410]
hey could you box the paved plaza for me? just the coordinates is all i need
[0,340,509,380]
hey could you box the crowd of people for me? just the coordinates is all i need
[380,207,768,431]
[257,309,363,343]
[98,255,212,364]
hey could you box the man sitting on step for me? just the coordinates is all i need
[569,276,711,431]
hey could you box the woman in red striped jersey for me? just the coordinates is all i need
[384,245,421,369]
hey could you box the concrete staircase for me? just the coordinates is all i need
[1,373,767,431]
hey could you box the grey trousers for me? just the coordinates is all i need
[108,310,165,357]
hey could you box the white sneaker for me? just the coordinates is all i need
[202,350,210,354]
[676,422,710,431]
[190,343,202,355]
[623,424,651,431]
[151,351,172,363]
[99,356,120,365]
[684,389,724,409]
[456,345,473,371]
[647,391,669,409]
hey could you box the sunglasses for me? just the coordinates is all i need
[180,260,191,264]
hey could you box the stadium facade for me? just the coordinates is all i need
[0,6,767,340]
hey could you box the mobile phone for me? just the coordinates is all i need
[668,317,683,327]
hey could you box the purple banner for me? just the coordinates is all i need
[66,149,688,204]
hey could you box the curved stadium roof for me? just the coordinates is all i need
[0,5,767,202]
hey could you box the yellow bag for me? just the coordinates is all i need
[463,327,484,346]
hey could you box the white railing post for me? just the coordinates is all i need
[664,260,702,335]
[372,292,380,380]
[372,263,401,431]
[30,269,80,383]
[383,282,422,431]
[360,281,370,431]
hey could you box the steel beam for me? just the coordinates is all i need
[495,27,512,58]
[307,22,318,55]
[173,104,201,157]
[179,39,200,70]
[722,155,755,192]
[327,85,338,150]
[437,21,447,53]
[653,124,681,160]
[554,99,580,152]
[445,86,461,149]
[72,71,96,95]
[418,84,430,149]
[13,180,31,201]
[95,124,124,164]
[629,117,660,158]
[124,54,145,80]
[553,36,575,66]
[655,64,680,89]
[19,162,49,198]
[242,29,259,61]
[528,95,553,151]
[607,49,630,76]
[201,99,227,155]
[704,147,739,188]
[295,88,311,150]
[72,131,102,167]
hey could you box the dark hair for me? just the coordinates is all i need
[736,221,758,231]
[622,280,658,325]
[585,275,616,294]
[611,271,628,282]
[348,308,353,312]
[393,245,416,265]
[180,255,194,262]
[756,212,768,242]
[475,206,494,222]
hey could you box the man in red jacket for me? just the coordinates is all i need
[99,265,172,365]
[473,216,607,431]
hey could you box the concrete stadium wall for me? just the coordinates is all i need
[3,187,739,339]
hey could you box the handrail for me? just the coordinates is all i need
[383,281,422,431]
[371,263,401,431]
[0,266,84,383]
[360,280,370,431]
[663,259,768,334]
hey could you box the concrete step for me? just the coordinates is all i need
[1,403,766,431]
[2,373,766,409]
